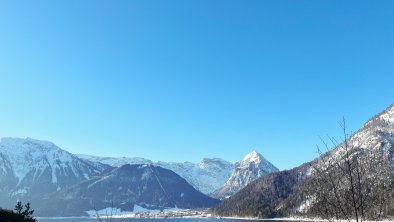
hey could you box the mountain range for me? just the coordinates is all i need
[0,137,277,216]
[78,150,279,197]
[77,154,235,195]
[212,104,394,218]
[0,138,109,208]
[3,103,391,218]
[34,164,219,216]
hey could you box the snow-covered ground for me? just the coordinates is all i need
[85,204,180,216]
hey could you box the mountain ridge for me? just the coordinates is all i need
[77,154,235,195]
[212,103,394,218]
[0,137,110,208]
[34,163,220,216]
[213,150,279,199]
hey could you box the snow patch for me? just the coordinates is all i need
[85,204,181,217]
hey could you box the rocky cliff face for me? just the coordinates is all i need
[213,150,279,199]
[0,137,109,208]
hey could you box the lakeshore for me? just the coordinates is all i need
[37,210,394,222]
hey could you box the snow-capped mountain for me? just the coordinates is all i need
[213,150,279,199]
[77,154,152,166]
[35,164,219,217]
[213,104,394,218]
[157,158,234,194]
[78,154,234,195]
[0,137,110,207]
[79,151,278,198]
[0,136,279,216]
[340,104,394,156]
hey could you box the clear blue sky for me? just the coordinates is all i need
[0,1,393,169]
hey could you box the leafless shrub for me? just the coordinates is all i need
[94,201,133,222]
[306,119,393,222]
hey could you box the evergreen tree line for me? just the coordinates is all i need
[0,201,36,222]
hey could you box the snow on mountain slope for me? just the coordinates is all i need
[0,136,276,202]
[77,154,152,166]
[158,158,234,194]
[213,103,394,218]
[0,137,109,203]
[213,150,279,199]
[315,104,394,171]
[35,164,220,217]
[78,154,234,194]
[351,104,394,148]
[0,152,12,176]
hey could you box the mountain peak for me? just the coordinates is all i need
[213,102,394,218]
[0,137,60,152]
[379,103,394,123]
[213,150,279,199]
[242,150,263,163]
[0,137,107,203]
[40,163,220,216]
[359,103,394,135]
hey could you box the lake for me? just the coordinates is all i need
[37,218,301,222]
